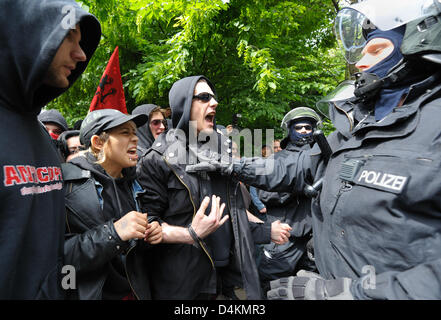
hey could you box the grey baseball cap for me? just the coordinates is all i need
[80,109,148,147]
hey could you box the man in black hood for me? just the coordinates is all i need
[0,0,100,299]
[38,109,69,140]
[132,104,167,156]
[136,75,287,299]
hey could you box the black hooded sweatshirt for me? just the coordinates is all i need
[137,76,263,299]
[132,104,160,155]
[168,76,235,266]
[0,0,100,299]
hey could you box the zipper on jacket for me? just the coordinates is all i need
[164,157,215,269]
[352,111,372,134]
[226,179,239,256]
[122,180,146,300]
[329,181,352,215]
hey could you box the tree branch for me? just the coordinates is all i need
[331,0,340,12]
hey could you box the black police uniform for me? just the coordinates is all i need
[233,71,441,299]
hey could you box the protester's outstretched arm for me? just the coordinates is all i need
[246,210,263,223]
[246,212,292,245]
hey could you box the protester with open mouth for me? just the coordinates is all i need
[136,75,290,300]
[61,109,163,300]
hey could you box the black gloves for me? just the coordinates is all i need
[267,270,354,300]
[185,145,236,176]
[185,159,235,176]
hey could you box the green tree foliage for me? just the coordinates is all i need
[48,0,346,138]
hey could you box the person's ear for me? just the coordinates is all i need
[90,135,104,152]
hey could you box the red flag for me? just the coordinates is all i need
[89,46,127,114]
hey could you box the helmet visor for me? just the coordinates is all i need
[335,0,440,64]
[281,107,322,132]
[334,8,366,64]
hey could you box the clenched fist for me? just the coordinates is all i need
[114,211,148,241]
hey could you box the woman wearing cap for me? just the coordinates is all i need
[61,109,162,300]
[62,109,225,300]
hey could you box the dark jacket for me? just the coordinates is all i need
[62,154,153,300]
[258,142,312,236]
[136,75,263,299]
[234,71,441,299]
[256,142,313,281]
[0,0,100,299]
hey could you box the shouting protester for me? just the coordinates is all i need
[62,109,162,300]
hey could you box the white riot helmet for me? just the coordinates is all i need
[335,0,441,64]
[316,0,441,118]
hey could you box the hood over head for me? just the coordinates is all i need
[0,0,101,116]
[169,75,217,138]
[132,104,159,150]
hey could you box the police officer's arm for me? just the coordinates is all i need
[232,149,316,194]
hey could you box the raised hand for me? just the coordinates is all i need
[191,195,229,240]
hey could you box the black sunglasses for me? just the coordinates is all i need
[150,119,168,128]
[294,124,312,131]
[192,92,217,102]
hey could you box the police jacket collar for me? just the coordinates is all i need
[330,71,441,156]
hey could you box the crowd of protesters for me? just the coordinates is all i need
[2,0,441,301]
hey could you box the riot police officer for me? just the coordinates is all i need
[257,107,321,295]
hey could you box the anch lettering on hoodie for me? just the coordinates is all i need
[3,165,63,196]
[357,170,408,193]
